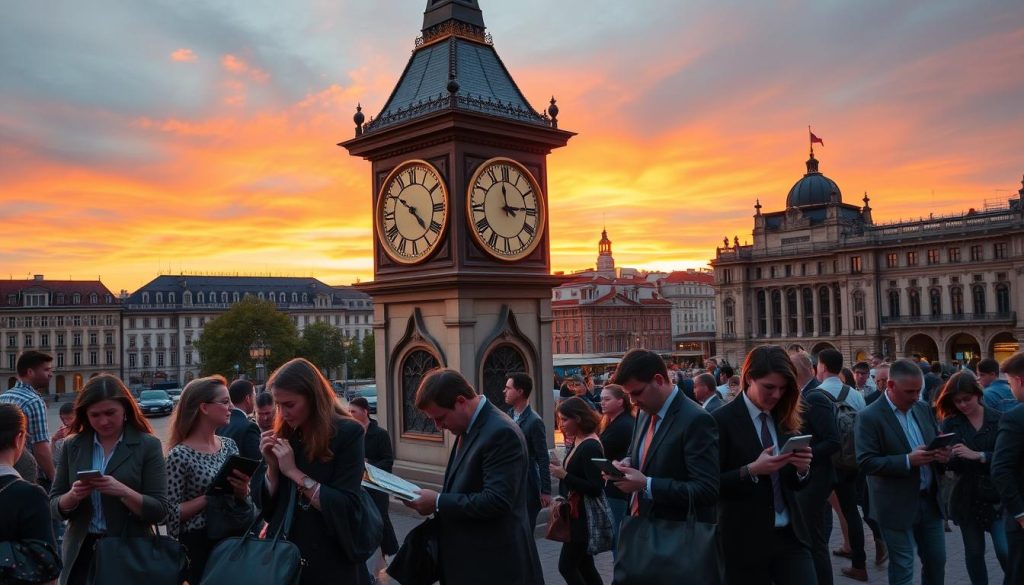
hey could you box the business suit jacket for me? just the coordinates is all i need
[363,418,399,555]
[854,395,941,530]
[992,403,1024,532]
[49,426,169,585]
[509,405,551,525]
[713,396,812,552]
[703,394,724,413]
[437,400,543,585]
[217,408,261,461]
[628,391,719,522]
[798,385,840,490]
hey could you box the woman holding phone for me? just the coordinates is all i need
[50,374,170,585]
[165,375,252,583]
[597,383,633,555]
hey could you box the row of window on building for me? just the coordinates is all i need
[6,331,115,349]
[4,350,114,371]
[3,315,116,328]
[11,292,114,307]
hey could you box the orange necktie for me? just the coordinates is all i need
[630,414,659,516]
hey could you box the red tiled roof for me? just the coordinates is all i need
[551,299,580,307]
[661,271,714,285]
[0,279,118,308]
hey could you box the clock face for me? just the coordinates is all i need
[467,158,546,261]
[376,160,449,264]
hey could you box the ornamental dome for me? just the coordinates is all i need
[786,154,842,207]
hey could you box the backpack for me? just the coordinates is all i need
[820,385,858,472]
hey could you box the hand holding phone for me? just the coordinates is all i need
[592,458,625,478]
[926,433,957,451]
[780,434,813,455]
[77,470,103,481]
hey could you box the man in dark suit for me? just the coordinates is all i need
[350,396,399,581]
[992,351,1024,584]
[503,372,552,529]
[216,379,261,461]
[789,349,844,583]
[608,350,719,567]
[693,373,724,412]
[406,369,543,585]
[855,358,950,585]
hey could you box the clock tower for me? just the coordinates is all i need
[341,0,574,485]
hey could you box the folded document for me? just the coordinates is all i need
[362,463,420,501]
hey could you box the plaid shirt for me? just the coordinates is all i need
[0,381,49,443]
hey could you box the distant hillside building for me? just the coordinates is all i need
[658,269,716,360]
[123,275,373,385]
[712,151,1023,366]
[0,275,120,396]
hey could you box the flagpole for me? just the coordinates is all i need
[808,125,814,157]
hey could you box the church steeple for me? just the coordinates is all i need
[423,0,485,33]
[597,228,615,276]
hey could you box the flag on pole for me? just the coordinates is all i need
[810,131,824,146]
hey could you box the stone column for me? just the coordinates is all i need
[839,283,850,336]
[812,287,821,337]
[780,289,790,337]
[796,289,805,337]
[765,289,775,338]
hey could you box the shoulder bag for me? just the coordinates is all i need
[199,483,303,585]
[205,493,256,541]
[0,478,63,584]
[613,483,719,585]
[386,516,440,585]
[86,525,189,585]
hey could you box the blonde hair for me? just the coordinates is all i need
[167,375,227,449]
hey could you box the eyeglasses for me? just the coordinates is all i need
[205,398,232,406]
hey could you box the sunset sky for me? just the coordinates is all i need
[2,1,1023,292]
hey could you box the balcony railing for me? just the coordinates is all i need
[881,312,1016,326]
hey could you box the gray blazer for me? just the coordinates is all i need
[854,395,941,530]
[49,426,169,585]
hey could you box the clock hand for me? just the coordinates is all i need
[502,184,509,215]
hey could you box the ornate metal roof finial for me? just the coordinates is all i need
[862,191,871,207]
[734,235,740,248]
[548,96,559,129]
[754,198,762,215]
[353,103,365,137]
[447,74,460,95]
[723,236,729,248]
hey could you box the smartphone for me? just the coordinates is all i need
[779,434,813,454]
[206,455,261,495]
[926,432,957,451]
[77,470,103,481]
[591,458,625,478]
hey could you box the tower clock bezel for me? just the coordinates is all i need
[375,159,450,265]
[465,157,547,262]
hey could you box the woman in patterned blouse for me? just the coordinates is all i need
[165,375,252,582]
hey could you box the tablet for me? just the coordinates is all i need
[77,470,103,481]
[926,432,957,451]
[779,434,813,454]
[206,455,261,495]
[591,458,625,478]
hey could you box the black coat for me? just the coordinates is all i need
[364,419,399,555]
[599,412,634,500]
[992,403,1024,532]
[558,438,605,542]
[713,395,812,554]
[942,407,1002,526]
[257,417,366,585]
[216,408,261,461]
[436,400,543,585]
[627,392,719,522]
[0,474,55,546]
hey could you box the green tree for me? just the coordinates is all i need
[352,333,375,379]
[194,298,300,378]
[299,322,346,375]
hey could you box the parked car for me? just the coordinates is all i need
[165,388,184,404]
[138,390,174,417]
[347,385,377,414]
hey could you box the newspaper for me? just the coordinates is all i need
[362,463,420,501]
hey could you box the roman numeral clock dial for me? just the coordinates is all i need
[376,160,449,264]
[467,158,546,261]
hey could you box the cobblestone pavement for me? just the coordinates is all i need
[381,504,1003,584]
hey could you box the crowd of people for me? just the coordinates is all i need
[2,343,1024,585]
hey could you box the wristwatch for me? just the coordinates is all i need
[297,475,316,491]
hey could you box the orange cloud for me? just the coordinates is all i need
[170,48,197,62]
[221,54,270,83]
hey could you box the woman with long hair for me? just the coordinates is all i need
[935,371,1007,584]
[597,383,633,555]
[711,345,815,584]
[257,357,366,585]
[165,375,251,583]
[549,397,605,585]
[50,374,169,585]
[1,404,61,584]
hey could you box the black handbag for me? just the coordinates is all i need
[86,527,189,585]
[205,494,256,541]
[0,538,62,584]
[612,485,719,585]
[200,484,303,585]
[386,516,440,585]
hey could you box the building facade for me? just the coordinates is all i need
[712,152,1024,367]
[0,275,121,396]
[658,269,716,360]
[122,275,372,386]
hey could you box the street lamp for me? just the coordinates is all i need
[249,340,271,385]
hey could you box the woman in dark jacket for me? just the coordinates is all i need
[935,371,1008,585]
[0,404,61,584]
[549,397,605,585]
[597,383,634,556]
[258,358,367,585]
[50,375,169,585]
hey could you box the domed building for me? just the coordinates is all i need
[711,149,1023,368]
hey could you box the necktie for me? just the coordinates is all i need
[630,414,659,516]
[759,413,786,514]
